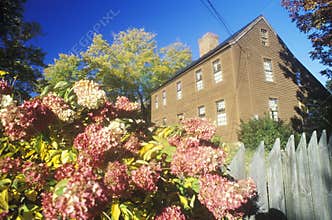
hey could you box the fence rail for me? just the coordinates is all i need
[229,130,332,220]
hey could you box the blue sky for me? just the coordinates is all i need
[24,0,328,86]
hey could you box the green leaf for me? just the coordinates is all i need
[161,145,176,162]
[178,194,190,210]
[0,179,11,190]
[111,203,121,220]
[61,150,76,164]
[0,189,8,211]
[190,194,196,208]
[40,85,51,97]
[54,179,69,197]
[54,81,68,89]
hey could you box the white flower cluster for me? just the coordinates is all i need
[73,80,106,109]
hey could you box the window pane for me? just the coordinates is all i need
[217,113,227,126]
[296,72,302,86]
[269,98,278,121]
[264,59,273,82]
[196,70,202,80]
[260,29,268,46]
[213,60,221,73]
[177,113,184,121]
[216,100,225,112]
[176,82,182,99]
[196,80,203,90]
[162,91,166,105]
[155,95,158,109]
[214,71,222,83]
[198,106,205,117]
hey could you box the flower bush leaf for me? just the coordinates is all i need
[0,79,257,219]
[111,202,121,220]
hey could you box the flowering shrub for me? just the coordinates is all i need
[0,79,256,219]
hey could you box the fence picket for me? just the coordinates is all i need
[249,141,268,213]
[230,131,331,219]
[295,133,314,220]
[229,144,246,180]
[282,135,299,220]
[318,130,332,219]
[267,138,285,214]
[307,131,328,219]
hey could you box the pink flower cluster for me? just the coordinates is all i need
[198,174,256,220]
[168,120,225,177]
[89,101,118,123]
[181,118,216,141]
[0,99,54,140]
[42,93,75,122]
[155,205,186,220]
[131,165,160,192]
[73,80,106,109]
[0,80,11,95]
[0,157,21,175]
[123,134,141,154]
[89,97,139,123]
[42,170,108,220]
[115,96,139,116]
[54,163,76,181]
[171,144,225,177]
[22,161,49,189]
[74,123,123,166]
[103,161,130,197]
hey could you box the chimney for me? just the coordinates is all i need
[198,32,219,57]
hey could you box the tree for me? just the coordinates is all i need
[45,29,192,121]
[282,0,332,79]
[0,0,45,99]
[238,115,296,151]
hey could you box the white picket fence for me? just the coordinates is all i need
[229,130,332,220]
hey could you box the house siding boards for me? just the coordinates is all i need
[151,16,329,142]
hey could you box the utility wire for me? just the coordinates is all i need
[199,0,244,51]
[206,0,234,36]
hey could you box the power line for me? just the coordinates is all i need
[199,0,244,51]
[206,0,234,36]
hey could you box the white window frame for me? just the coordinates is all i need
[198,105,206,118]
[213,59,222,83]
[263,58,273,82]
[162,90,166,106]
[155,95,158,109]
[177,113,184,122]
[162,117,167,126]
[296,72,302,86]
[176,81,182,100]
[260,28,269,46]
[269,98,278,121]
[196,69,203,91]
[216,100,227,126]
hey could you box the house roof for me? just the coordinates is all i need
[152,15,266,93]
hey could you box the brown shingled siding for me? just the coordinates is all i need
[151,18,329,142]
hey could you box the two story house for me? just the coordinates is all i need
[151,15,329,142]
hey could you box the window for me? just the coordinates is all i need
[162,117,167,126]
[198,106,206,118]
[263,58,273,82]
[213,59,222,83]
[177,113,184,122]
[176,81,182,99]
[295,72,302,86]
[155,95,158,109]
[196,69,203,91]
[260,28,269,46]
[216,100,227,126]
[269,98,278,121]
[162,90,166,105]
